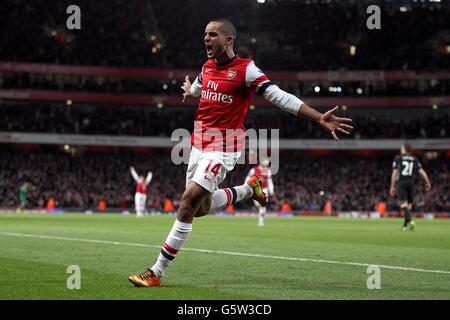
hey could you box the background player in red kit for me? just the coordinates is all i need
[245,158,274,227]
[130,166,153,218]
[129,19,353,287]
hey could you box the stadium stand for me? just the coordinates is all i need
[0,0,448,216]
[0,101,449,139]
[0,147,448,213]
[0,0,448,70]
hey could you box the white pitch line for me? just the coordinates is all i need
[1,231,450,275]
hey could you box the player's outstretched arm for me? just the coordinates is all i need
[297,104,353,141]
[261,84,352,140]
[418,168,431,191]
[130,167,139,182]
[390,169,398,197]
[268,177,275,196]
[145,171,153,185]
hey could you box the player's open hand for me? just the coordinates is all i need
[319,106,353,141]
[389,186,396,197]
[425,182,431,192]
[181,75,192,102]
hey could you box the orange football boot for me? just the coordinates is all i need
[128,269,161,287]
[247,176,267,207]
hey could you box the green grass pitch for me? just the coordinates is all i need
[0,213,449,300]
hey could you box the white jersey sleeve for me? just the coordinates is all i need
[245,61,303,114]
[267,169,274,195]
[189,65,204,97]
[190,76,202,97]
[130,167,139,182]
[145,172,153,185]
[245,61,271,92]
[263,85,303,115]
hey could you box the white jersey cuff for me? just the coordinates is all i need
[263,85,303,115]
[190,77,202,97]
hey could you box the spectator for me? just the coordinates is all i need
[0,0,447,70]
[0,150,448,213]
[1,102,448,140]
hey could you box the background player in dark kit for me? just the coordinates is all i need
[390,143,431,231]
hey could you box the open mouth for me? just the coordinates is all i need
[206,44,213,56]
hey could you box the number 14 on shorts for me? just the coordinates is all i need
[205,159,221,177]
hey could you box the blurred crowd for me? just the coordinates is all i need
[0,102,194,136]
[0,149,448,212]
[1,102,448,139]
[1,73,448,97]
[0,1,448,213]
[0,0,448,70]
[0,149,180,210]
[246,109,449,139]
[269,153,449,213]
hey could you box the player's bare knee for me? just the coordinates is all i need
[195,197,212,217]
[177,194,196,221]
[180,188,205,206]
[177,185,210,221]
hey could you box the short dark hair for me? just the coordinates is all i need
[209,18,237,38]
[403,142,412,154]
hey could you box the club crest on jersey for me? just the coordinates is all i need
[227,69,237,80]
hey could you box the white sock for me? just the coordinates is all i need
[209,184,253,214]
[259,206,266,217]
[259,207,266,224]
[150,220,192,278]
[209,189,228,213]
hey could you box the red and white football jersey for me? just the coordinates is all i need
[191,56,270,152]
[253,165,271,189]
[136,182,148,194]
